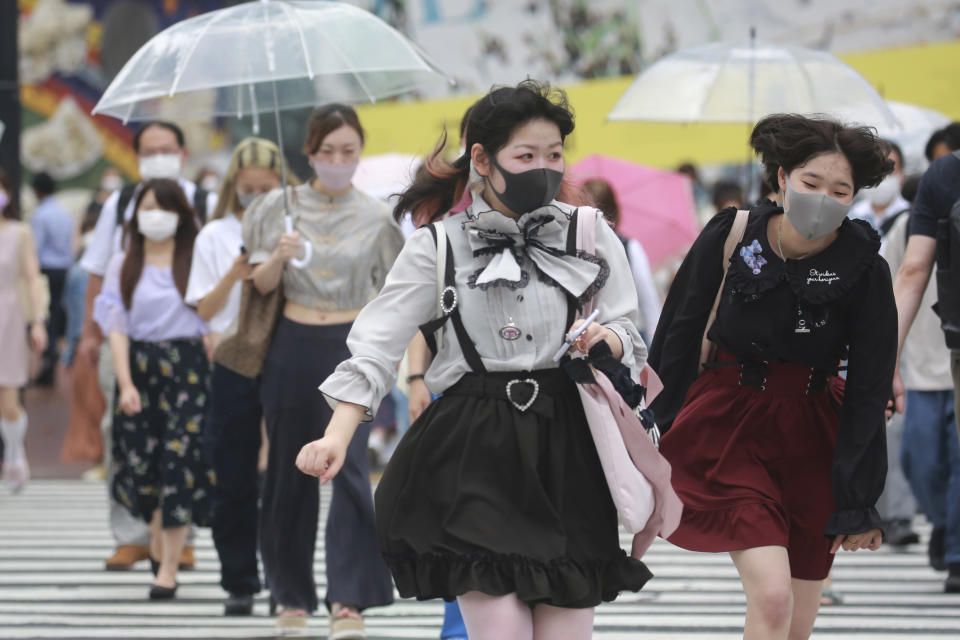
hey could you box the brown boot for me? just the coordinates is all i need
[104,544,150,570]
[178,545,195,570]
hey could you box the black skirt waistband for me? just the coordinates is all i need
[443,369,573,405]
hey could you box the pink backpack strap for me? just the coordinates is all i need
[574,207,663,400]
[699,209,750,372]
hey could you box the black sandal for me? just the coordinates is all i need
[149,583,178,600]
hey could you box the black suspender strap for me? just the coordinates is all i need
[417,224,487,372]
[420,226,442,354]
[563,209,580,333]
[443,235,486,372]
[566,208,579,254]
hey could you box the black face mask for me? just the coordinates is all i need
[489,155,563,214]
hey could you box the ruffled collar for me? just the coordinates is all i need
[726,202,881,305]
[461,193,571,233]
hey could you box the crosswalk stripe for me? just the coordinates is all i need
[2,480,960,639]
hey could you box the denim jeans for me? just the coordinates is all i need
[900,389,960,564]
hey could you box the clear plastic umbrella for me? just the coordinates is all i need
[608,32,901,194]
[608,36,901,131]
[93,0,450,267]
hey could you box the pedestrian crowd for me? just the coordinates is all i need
[2,80,960,640]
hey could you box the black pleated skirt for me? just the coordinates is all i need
[374,369,652,609]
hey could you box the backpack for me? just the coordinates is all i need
[878,207,910,238]
[115,183,209,228]
[933,150,960,348]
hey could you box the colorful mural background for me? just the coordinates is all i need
[14,0,960,190]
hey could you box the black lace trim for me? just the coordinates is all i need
[462,203,573,224]
[466,266,531,291]
[534,250,610,307]
[725,212,882,306]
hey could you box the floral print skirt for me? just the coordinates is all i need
[112,338,215,528]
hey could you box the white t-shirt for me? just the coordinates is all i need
[185,214,244,335]
[80,178,218,277]
[849,194,911,254]
[881,213,952,390]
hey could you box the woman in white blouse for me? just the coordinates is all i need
[297,80,652,640]
[184,137,293,617]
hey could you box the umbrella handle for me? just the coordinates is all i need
[284,215,313,269]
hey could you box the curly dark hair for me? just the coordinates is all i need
[393,79,575,225]
[750,114,894,194]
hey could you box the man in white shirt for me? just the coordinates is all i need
[850,139,921,546]
[77,120,217,571]
[883,205,959,589]
[849,140,910,244]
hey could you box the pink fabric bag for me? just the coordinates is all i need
[573,208,682,557]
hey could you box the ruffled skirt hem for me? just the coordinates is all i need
[384,549,653,609]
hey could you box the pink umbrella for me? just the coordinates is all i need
[568,154,698,268]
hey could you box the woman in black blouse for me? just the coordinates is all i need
[649,114,896,640]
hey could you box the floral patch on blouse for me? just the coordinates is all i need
[739,239,767,275]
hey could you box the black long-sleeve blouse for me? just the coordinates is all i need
[649,203,896,537]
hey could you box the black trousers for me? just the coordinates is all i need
[40,267,67,377]
[206,362,263,596]
[259,318,394,613]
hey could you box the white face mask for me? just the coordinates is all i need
[137,209,180,241]
[862,173,902,207]
[200,175,220,192]
[138,154,182,180]
[313,161,358,191]
[100,175,123,192]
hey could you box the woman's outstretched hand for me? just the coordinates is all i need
[296,434,347,484]
[830,529,883,554]
[297,401,366,483]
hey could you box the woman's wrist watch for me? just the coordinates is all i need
[406,373,426,384]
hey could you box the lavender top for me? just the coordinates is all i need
[94,253,208,342]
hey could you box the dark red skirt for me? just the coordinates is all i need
[659,351,841,580]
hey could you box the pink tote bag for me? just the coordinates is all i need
[573,207,682,557]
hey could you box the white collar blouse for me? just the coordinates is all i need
[320,196,647,419]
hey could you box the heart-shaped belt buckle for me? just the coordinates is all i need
[505,378,540,413]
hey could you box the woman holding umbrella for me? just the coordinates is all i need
[244,104,401,636]
[649,114,896,639]
[295,80,653,640]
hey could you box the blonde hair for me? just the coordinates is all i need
[210,137,301,220]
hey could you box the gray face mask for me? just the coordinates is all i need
[783,179,852,240]
[236,191,260,208]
